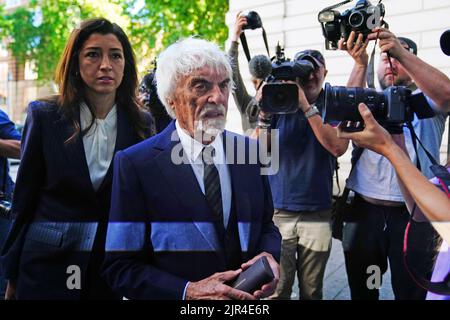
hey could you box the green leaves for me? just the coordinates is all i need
[0,0,229,82]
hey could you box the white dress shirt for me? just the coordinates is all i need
[80,102,117,191]
[175,121,232,228]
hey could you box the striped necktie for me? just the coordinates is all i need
[202,145,223,227]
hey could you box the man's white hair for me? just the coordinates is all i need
[155,37,232,119]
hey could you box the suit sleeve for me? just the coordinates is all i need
[102,150,189,300]
[255,173,281,262]
[0,110,21,141]
[0,102,45,279]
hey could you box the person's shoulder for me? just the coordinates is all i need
[223,130,260,158]
[27,96,60,116]
[120,122,175,161]
[224,130,253,144]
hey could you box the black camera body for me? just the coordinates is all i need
[318,0,385,50]
[260,45,315,114]
[322,83,435,129]
[241,11,263,30]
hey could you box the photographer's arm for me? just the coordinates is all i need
[338,104,450,226]
[0,139,20,159]
[339,31,369,87]
[228,13,253,116]
[368,28,450,112]
[299,88,349,157]
[383,139,450,244]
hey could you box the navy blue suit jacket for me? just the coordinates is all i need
[103,121,281,300]
[0,100,152,299]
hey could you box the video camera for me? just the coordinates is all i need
[259,44,315,114]
[322,83,435,131]
[318,0,385,50]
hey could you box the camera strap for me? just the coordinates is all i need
[240,28,270,62]
[402,121,450,296]
[319,0,352,14]
[334,146,365,201]
[367,0,388,89]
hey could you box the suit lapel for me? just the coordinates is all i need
[154,123,223,254]
[55,105,97,199]
[224,131,252,259]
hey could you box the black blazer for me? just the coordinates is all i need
[0,100,153,299]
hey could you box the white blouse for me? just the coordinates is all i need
[80,102,117,191]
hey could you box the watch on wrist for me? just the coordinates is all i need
[304,106,320,119]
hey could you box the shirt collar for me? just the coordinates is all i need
[175,120,224,164]
[80,102,117,126]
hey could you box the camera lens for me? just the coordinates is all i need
[323,83,386,123]
[348,11,364,28]
[261,83,299,114]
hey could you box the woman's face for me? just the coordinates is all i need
[78,33,125,98]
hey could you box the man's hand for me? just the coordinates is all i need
[367,28,409,60]
[5,280,16,300]
[337,103,395,155]
[185,270,256,300]
[231,12,247,43]
[297,84,311,113]
[241,252,280,299]
[339,31,369,66]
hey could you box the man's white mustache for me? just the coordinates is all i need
[199,104,226,119]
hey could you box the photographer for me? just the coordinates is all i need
[254,50,349,300]
[339,30,450,300]
[228,12,262,133]
[338,103,449,300]
[0,109,21,299]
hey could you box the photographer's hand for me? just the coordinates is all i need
[367,28,408,61]
[337,103,395,155]
[296,84,311,113]
[339,31,369,66]
[339,31,369,87]
[231,12,248,42]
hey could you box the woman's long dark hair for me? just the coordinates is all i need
[54,18,151,142]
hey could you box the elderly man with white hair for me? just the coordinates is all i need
[102,37,281,300]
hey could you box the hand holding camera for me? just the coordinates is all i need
[339,31,369,66]
[337,103,395,154]
[232,12,248,42]
[319,0,386,50]
[367,27,412,60]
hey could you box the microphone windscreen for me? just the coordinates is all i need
[248,55,272,80]
[440,29,450,56]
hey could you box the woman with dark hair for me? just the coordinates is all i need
[0,18,154,300]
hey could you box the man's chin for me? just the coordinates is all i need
[194,118,226,142]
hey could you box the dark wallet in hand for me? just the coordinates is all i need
[229,256,274,294]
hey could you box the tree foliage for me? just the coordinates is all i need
[0,0,229,82]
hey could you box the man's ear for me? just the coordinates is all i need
[324,69,328,78]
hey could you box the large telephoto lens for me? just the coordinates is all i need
[322,83,386,123]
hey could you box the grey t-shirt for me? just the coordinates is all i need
[347,93,448,202]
